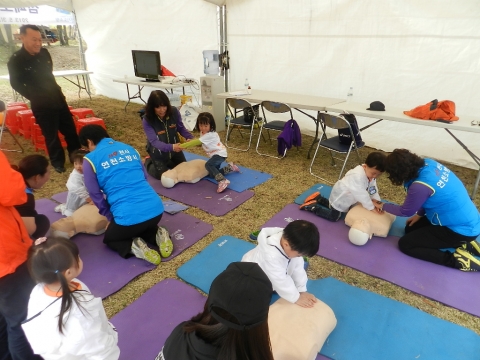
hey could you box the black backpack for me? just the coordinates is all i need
[337,113,362,145]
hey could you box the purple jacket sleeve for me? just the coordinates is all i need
[383,182,432,217]
[83,160,113,222]
[174,107,194,140]
[142,118,173,153]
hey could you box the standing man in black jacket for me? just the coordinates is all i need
[8,24,80,173]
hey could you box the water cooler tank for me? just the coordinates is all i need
[200,75,225,132]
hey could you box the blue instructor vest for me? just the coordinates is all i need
[404,159,480,236]
[84,138,163,226]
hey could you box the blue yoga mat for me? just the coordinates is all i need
[295,183,408,238]
[184,152,272,192]
[177,235,480,360]
[177,236,255,294]
[311,277,480,360]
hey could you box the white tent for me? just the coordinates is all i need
[1,0,479,170]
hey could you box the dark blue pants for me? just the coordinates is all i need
[205,155,227,181]
[0,262,40,360]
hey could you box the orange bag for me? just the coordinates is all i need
[404,99,459,121]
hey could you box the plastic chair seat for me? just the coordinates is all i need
[76,117,106,133]
[17,110,34,139]
[263,120,286,131]
[7,102,28,109]
[71,108,95,119]
[320,137,365,152]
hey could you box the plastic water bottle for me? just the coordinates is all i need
[225,114,231,126]
[347,87,353,102]
[245,78,251,94]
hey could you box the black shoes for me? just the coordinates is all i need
[54,166,66,173]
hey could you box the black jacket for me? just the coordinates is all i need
[161,321,219,360]
[7,46,66,110]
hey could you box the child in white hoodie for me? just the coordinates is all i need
[300,152,386,221]
[242,220,320,308]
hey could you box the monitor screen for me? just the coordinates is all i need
[132,50,161,81]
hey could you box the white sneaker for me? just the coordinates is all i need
[156,226,173,258]
[131,238,161,265]
[54,203,66,213]
[217,179,230,193]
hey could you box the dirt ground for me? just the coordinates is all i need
[1,45,479,336]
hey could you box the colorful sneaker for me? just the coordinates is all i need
[299,199,317,211]
[460,241,480,257]
[54,203,66,213]
[156,226,173,258]
[228,162,241,173]
[304,192,320,204]
[249,230,260,241]
[217,179,230,193]
[131,238,161,265]
[454,249,480,272]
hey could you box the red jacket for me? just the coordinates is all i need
[404,99,459,121]
[0,151,32,278]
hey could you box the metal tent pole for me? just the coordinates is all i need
[71,0,90,95]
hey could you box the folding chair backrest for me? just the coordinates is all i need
[322,113,351,130]
[261,101,293,118]
[226,98,256,119]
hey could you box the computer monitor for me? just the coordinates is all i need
[132,50,162,82]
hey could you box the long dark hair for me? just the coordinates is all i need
[27,237,86,334]
[14,154,49,180]
[385,148,425,186]
[145,90,173,125]
[183,302,274,360]
[195,112,216,132]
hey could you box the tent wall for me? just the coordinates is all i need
[73,0,218,105]
[226,0,480,169]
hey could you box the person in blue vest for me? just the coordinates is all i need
[376,149,480,271]
[142,90,194,179]
[79,125,173,265]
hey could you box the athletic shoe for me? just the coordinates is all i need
[460,241,480,257]
[217,179,230,193]
[54,203,66,213]
[304,192,320,204]
[249,230,260,241]
[228,162,241,173]
[156,226,173,258]
[54,166,66,173]
[131,238,161,265]
[299,199,317,211]
[453,249,480,272]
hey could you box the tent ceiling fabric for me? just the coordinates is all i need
[0,0,72,11]
[2,0,479,169]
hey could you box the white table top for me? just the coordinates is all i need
[326,101,480,134]
[0,69,93,80]
[217,89,344,112]
[112,77,189,89]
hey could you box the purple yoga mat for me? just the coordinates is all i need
[147,175,254,216]
[36,199,213,298]
[111,279,206,360]
[262,204,480,317]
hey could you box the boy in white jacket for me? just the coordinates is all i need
[300,152,386,221]
[55,150,92,216]
[242,220,320,308]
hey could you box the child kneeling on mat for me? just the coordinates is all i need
[22,237,120,359]
[242,220,320,308]
[181,112,240,193]
[300,152,386,221]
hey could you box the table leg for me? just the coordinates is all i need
[81,75,92,100]
[294,108,323,159]
[123,84,146,111]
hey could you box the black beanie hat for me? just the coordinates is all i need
[207,262,273,330]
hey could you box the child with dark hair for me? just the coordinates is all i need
[242,220,320,308]
[54,149,92,216]
[157,262,274,360]
[22,237,119,359]
[300,151,386,221]
[188,112,240,193]
[14,154,51,238]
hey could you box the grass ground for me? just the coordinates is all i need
[1,45,479,336]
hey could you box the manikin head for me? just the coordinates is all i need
[348,218,372,246]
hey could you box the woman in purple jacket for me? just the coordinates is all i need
[142,90,193,178]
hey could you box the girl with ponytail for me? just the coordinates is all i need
[22,237,119,359]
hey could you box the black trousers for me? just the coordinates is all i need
[0,262,41,360]
[398,216,477,268]
[103,214,163,258]
[147,151,186,179]
[32,214,50,239]
[33,104,80,168]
